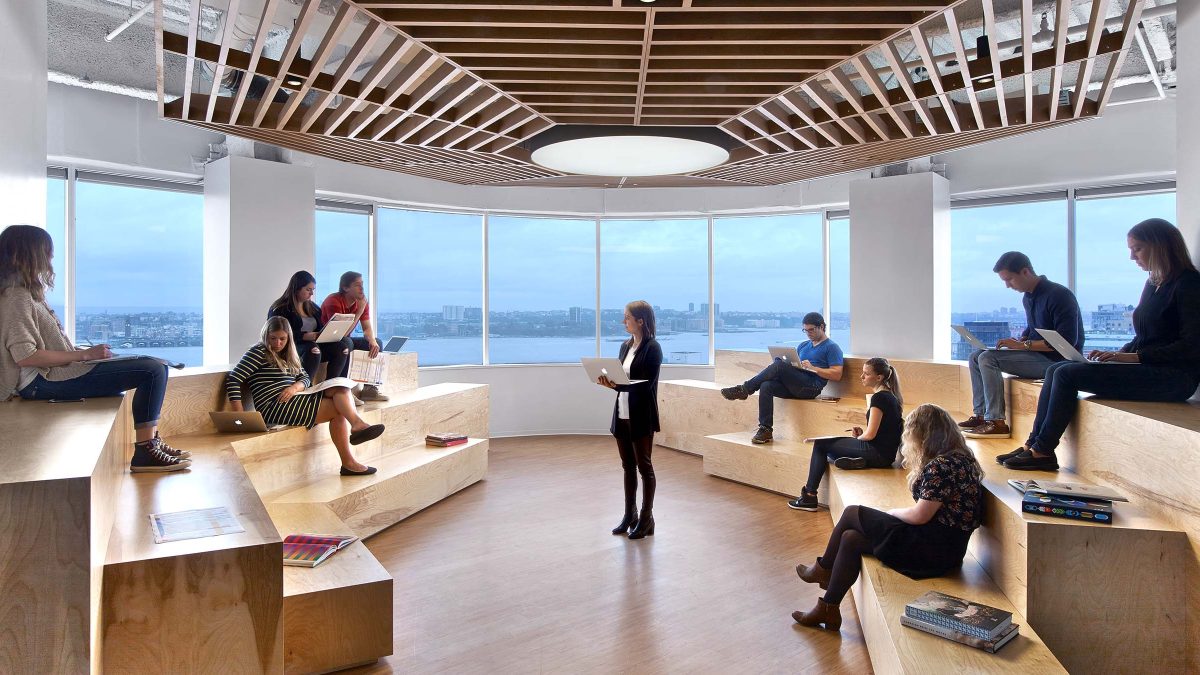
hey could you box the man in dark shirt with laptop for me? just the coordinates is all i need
[959,251,1084,439]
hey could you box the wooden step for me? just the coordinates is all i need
[268,438,490,538]
[699,431,812,497]
[966,438,1188,673]
[266,503,392,675]
[827,464,1064,674]
[658,380,756,455]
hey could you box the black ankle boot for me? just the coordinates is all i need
[612,511,638,535]
[628,510,655,539]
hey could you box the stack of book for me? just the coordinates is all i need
[1009,478,1126,524]
[426,432,468,447]
[902,591,1019,653]
[282,533,357,568]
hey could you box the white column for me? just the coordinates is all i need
[848,172,951,359]
[204,156,316,364]
[0,1,47,226]
[1179,0,1200,266]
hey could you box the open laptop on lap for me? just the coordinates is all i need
[767,345,803,367]
[952,325,1002,351]
[381,336,408,353]
[1037,328,1132,364]
[210,411,288,433]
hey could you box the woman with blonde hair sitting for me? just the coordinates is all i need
[792,404,984,631]
[226,316,384,475]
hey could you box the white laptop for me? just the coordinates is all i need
[1037,328,1132,364]
[581,357,646,386]
[209,410,288,433]
[767,345,803,367]
[951,325,1002,351]
[381,336,408,353]
[315,313,356,343]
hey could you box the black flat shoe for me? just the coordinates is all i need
[995,447,1027,464]
[833,457,867,470]
[349,424,385,446]
[340,465,378,476]
[1004,453,1059,472]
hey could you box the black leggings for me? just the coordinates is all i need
[614,419,656,513]
[297,338,351,382]
[818,505,874,604]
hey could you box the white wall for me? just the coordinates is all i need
[1,1,47,226]
[849,173,951,359]
[204,156,316,363]
[1178,3,1200,266]
[420,364,713,437]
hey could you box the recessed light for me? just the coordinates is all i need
[285,77,303,86]
[528,125,735,177]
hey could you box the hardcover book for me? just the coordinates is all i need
[1021,491,1114,523]
[427,432,468,447]
[282,533,357,568]
[900,615,1019,653]
[905,591,1013,640]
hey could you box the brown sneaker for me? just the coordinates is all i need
[359,384,389,402]
[958,415,985,429]
[721,384,749,401]
[751,426,773,444]
[964,419,1011,439]
[130,439,192,473]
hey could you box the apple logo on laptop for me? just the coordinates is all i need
[234,420,243,426]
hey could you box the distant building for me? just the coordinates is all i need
[688,302,695,313]
[569,306,582,323]
[1091,303,1134,333]
[952,321,1011,360]
[464,307,482,321]
[443,305,465,321]
[700,303,719,318]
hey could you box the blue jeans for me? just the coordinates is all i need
[1027,360,1200,454]
[968,349,1054,420]
[744,358,824,429]
[20,357,169,428]
[805,437,893,492]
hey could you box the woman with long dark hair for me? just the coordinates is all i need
[0,225,191,472]
[597,300,663,540]
[793,404,984,631]
[788,357,904,511]
[268,271,351,385]
[998,218,1200,471]
[226,316,383,475]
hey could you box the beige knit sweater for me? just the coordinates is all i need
[0,286,94,398]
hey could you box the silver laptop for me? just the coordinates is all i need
[314,317,355,344]
[1037,328,1132,364]
[209,411,287,433]
[581,357,646,385]
[768,345,803,367]
[951,325,1001,351]
[381,336,408,353]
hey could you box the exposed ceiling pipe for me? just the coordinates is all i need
[104,1,153,42]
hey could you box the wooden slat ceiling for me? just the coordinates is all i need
[156,0,1148,188]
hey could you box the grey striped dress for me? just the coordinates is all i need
[226,344,321,428]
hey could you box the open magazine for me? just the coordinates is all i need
[295,376,360,396]
[282,533,357,568]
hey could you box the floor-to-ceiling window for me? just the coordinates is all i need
[827,213,851,349]
[376,207,483,366]
[45,170,68,320]
[315,201,371,337]
[713,213,823,352]
[487,215,596,364]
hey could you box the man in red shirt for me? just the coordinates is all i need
[321,271,387,401]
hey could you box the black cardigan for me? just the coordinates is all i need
[609,338,663,438]
[1122,269,1200,377]
[268,301,324,343]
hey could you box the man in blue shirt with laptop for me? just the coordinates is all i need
[721,312,844,444]
[960,251,1084,440]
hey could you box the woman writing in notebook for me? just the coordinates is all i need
[0,225,191,473]
[597,300,663,540]
[997,218,1200,472]
[226,316,384,476]
[268,271,350,384]
[793,404,984,631]
[787,357,904,512]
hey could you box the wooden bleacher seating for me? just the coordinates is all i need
[2,350,488,674]
[660,350,1197,673]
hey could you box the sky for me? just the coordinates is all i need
[46,180,1177,321]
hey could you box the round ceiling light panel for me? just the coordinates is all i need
[527,126,737,177]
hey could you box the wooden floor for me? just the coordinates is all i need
[351,436,871,674]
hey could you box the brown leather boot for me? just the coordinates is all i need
[795,560,831,590]
[792,598,842,631]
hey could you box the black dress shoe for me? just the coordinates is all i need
[996,447,1027,464]
[349,424,385,446]
[611,512,638,536]
[340,465,378,476]
[1004,453,1059,471]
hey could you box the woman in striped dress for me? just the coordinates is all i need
[226,317,384,475]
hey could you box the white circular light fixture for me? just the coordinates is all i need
[527,126,736,177]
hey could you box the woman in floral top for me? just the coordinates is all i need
[791,404,985,631]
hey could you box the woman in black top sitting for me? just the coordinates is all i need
[268,271,350,384]
[788,357,903,511]
[793,404,984,631]
[226,317,384,475]
[999,218,1200,471]
[597,300,663,540]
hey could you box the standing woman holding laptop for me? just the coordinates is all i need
[999,218,1200,471]
[598,300,663,539]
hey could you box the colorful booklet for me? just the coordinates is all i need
[282,533,357,568]
[1021,491,1114,523]
[900,615,1019,653]
[1008,478,1127,502]
[905,591,1013,640]
[426,432,468,447]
